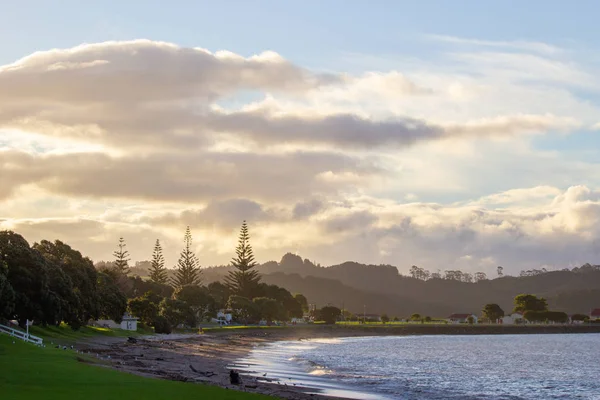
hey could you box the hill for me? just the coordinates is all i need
[116,254,600,317]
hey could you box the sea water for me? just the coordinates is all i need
[230,334,600,399]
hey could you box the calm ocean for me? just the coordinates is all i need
[231,334,600,399]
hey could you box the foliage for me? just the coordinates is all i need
[514,294,548,313]
[318,306,341,324]
[148,239,168,285]
[96,271,127,323]
[294,293,309,312]
[152,315,172,334]
[523,310,569,323]
[34,240,100,329]
[0,231,53,327]
[0,259,15,318]
[174,285,215,321]
[381,313,390,324]
[125,276,173,299]
[227,295,258,324]
[207,281,231,310]
[483,303,505,322]
[159,298,195,328]
[112,237,131,275]
[256,283,302,319]
[466,315,475,324]
[172,227,202,288]
[224,221,261,298]
[424,316,432,322]
[252,297,284,323]
[128,294,159,325]
[410,313,421,321]
[571,313,589,322]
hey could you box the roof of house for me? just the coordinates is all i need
[448,313,474,319]
[590,308,600,317]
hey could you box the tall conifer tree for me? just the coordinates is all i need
[225,221,261,298]
[113,237,130,275]
[148,239,168,285]
[172,227,202,288]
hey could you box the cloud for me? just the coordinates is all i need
[426,34,562,55]
[0,149,381,203]
[2,38,600,275]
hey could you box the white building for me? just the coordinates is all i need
[95,313,138,331]
[448,313,478,324]
[211,309,233,326]
[500,312,524,324]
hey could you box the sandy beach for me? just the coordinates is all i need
[78,329,345,400]
[76,324,600,400]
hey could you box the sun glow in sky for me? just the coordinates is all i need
[2,1,600,274]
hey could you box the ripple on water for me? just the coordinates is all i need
[231,334,600,400]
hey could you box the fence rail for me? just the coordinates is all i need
[0,323,43,346]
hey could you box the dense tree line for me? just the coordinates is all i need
[0,221,309,333]
[0,231,126,329]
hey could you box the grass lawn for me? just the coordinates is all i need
[27,323,154,344]
[0,334,272,400]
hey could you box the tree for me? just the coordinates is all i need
[0,231,52,327]
[318,306,341,324]
[474,272,488,282]
[224,221,261,298]
[253,297,284,324]
[381,313,390,324]
[113,237,131,275]
[497,266,504,277]
[172,227,202,288]
[174,285,214,322]
[159,298,195,328]
[0,259,15,319]
[467,315,475,324]
[256,283,302,319]
[148,239,168,285]
[483,303,505,323]
[207,281,232,311]
[514,294,548,313]
[571,313,589,322]
[128,294,159,325]
[227,295,258,324]
[294,293,309,313]
[34,240,100,328]
[96,271,127,323]
[410,313,421,321]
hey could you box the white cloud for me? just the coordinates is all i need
[425,34,563,55]
[1,39,600,275]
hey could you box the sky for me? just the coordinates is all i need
[2,1,600,275]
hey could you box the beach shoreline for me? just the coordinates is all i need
[76,324,600,399]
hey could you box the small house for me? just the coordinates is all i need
[500,312,524,324]
[590,308,600,321]
[448,313,478,324]
[94,313,138,331]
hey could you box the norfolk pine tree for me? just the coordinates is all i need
[148,239,168,285]
[113,237,131,275]
[225,221,261,298]
[172,227,202,288]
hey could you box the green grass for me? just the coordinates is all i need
[28,323,153,344]
[0,334,272,400]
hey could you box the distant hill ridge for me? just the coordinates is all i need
[101,254,600,317]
